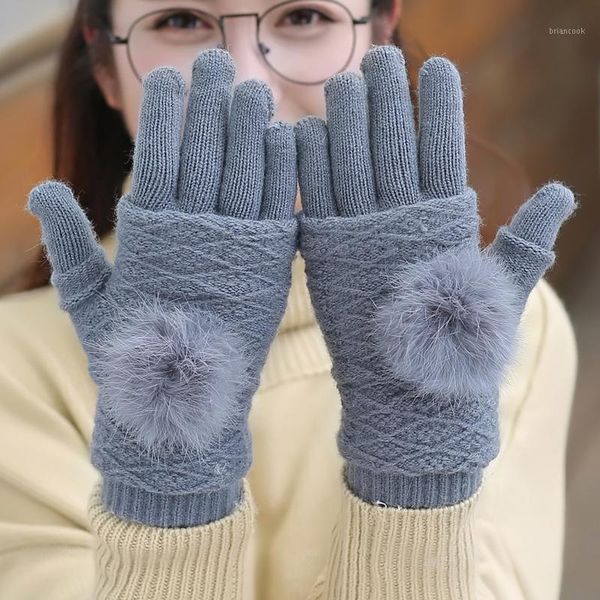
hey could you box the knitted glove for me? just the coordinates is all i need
[27,49,298,527]
[295,44,576,508]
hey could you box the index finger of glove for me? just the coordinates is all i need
[418,57,467,199]
[130,67,186,211]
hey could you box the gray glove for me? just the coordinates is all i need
[28,49,298,527]
[295,44,576,508]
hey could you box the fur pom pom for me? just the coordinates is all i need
[374,246,521,398]
[95,301,248,454]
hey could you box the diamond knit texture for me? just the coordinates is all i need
[295,44,576,508]
[27,49,298,527]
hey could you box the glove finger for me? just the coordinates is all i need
[218,79,274,219]
[295,116,337,218]
[360,45,419,208]
[418,57,467,199]
[488,182,576,300]
[505,181,576,249]
[260,121,297,220]
[130,67,185,211]
[325,72,377,216]
[177,49,235,214]
[27,181,111,305]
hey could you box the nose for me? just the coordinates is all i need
[220,16,282,107]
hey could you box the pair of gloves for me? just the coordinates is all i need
[28,46,575,528]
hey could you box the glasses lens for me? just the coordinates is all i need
[258,0,355,84]
[128,9,223,81]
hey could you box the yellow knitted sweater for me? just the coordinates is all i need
[0,232,576,600]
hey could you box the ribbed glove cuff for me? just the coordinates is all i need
[101,477,244,527]
[344,463,483,508]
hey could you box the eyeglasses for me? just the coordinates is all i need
[105,0,373,86]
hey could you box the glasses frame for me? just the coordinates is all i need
[104,0,374,85]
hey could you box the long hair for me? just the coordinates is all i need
[22,0,133,290]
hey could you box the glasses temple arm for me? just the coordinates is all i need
[105,30,128,44]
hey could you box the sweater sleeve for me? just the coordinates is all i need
[306,476,481,600]
[88,478,256,600]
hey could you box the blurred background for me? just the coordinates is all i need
[0,0,598,596]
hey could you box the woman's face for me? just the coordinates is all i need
[104,0,392,136]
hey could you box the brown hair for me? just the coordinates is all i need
[23,0,133,290]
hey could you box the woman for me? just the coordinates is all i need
[0,0,577,599]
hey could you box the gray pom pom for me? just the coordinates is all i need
[374,246,521,398]
[95,301,248,454]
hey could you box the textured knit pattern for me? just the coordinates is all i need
[27,49,298,527]
[309,476,482,600]
[296,44,576,508]
[89,478,255,600]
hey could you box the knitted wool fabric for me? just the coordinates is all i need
[295,45,576,508]
[28,49,298,527]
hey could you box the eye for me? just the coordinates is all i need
[280,8,333,27]
[153,10,212,31]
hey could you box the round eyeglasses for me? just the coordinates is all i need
[105,0,373,86]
